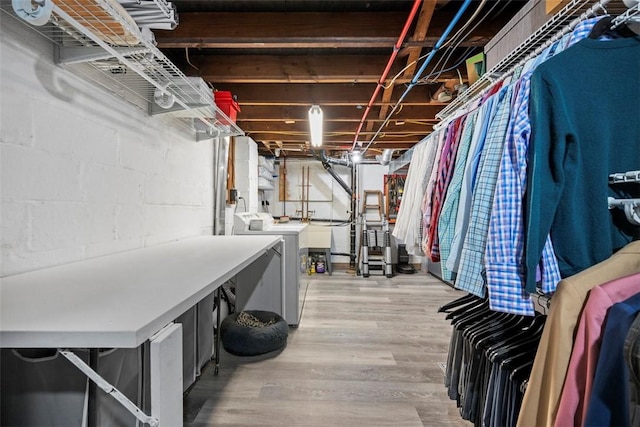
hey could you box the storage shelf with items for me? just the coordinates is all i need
[257,156,276,191]
[384,174,406,224]
[1,0,243,141]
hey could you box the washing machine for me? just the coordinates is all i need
[233,213,309,326]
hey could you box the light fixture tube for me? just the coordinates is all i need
[308,105,323,147]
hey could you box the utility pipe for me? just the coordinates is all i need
[312,151,353,197]
[362,0,472,155]
[351,0,422,150]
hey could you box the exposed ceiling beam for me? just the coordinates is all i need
[155,11,499,49]
[179,54,408,84]
[215,83,451,106]
[379,1,438,122]
[236,104,445,121]
[158,37,488,49]
[240,121,433,134]
[401,1,438,79]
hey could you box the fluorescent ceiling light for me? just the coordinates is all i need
[308,105,323,147]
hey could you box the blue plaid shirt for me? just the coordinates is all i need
[484,74,556,314]
[438,110,478,281]
[445,93,501,276]
[455,85,515,297]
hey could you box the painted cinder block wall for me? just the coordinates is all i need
[1,18,215,277]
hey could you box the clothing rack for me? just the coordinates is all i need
[608,198,640,225]
[609,170,640,184]
[532,292,552,315]
[436,0,619,123]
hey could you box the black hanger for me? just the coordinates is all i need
[453,300,494,330]
[438,293,479,313]
[485,315,546,361]
[471,314,529,349]
[446,297,488,321]
[588,15,637,39]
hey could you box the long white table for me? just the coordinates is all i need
[0,235,283,426]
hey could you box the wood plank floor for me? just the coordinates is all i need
[184,270,470,427]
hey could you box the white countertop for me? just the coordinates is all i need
[235,223,308,235]
[0,235,281,348]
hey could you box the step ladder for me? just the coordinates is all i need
[360,215,393,278]
[361,190,383,221]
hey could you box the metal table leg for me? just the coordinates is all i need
[88,348,98,427]
[214,287,221,375]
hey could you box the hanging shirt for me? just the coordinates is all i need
[565,16,617,48]
[455,85,514,297]
[394,131,440,255]
[445,92,500,276]
[484,73,538,315]
[427,116,465,261]
[554,272,640,427]
[524,36,640,293]
[438,110,479,281]
[393,138,431,251]
[420,128,448,254]
[585,292,640,427]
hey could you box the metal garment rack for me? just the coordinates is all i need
[436,0,635,122]
[1,0,243,141]
[610,170,640,184]
[608,170,640,227]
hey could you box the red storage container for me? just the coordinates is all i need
[214,91,241,122]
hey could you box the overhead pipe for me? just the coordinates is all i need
[319,149,351,167]
[312,151,353,197]
[351,0,422,150]
[362,0,473,155]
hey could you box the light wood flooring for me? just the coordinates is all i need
[184,270,470,427]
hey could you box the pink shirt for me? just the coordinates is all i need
[554,272,640,427]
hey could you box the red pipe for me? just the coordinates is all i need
[351,0,423,150]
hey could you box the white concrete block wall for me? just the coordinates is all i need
[1,18,214,277]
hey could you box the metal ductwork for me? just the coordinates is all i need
[312,151,353,197]
[319,150,351,168]
[375,149,394,166]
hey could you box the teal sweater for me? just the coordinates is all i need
[525,36,640,293]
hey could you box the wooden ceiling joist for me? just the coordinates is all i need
[240,121,433,134]
[155,11,500,49]
[214,83,453,106]
[181,54,407,84]
[236,104,445,121]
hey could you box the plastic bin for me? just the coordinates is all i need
[214,91,241,122]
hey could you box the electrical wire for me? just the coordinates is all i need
[366,0,515,152]
[361,0,473,155]
[383,0,488,90]
[351,0,423,149]
[415,47,476,85]
[420,0,506,85]
[184,47,199,71]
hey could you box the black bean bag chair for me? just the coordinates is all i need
[220,310,288,356]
